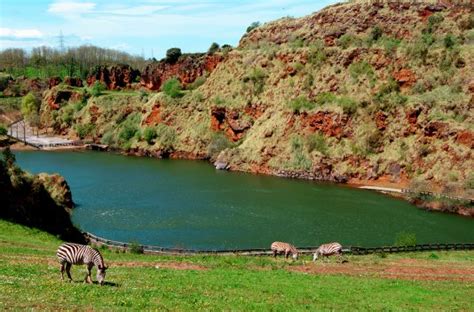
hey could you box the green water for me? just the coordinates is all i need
[15,150,473,250]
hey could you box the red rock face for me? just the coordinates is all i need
[424,121,448,138]
[87,65,139,90]
[300,111,351,138]
[64,77,83,87]
[144,105,162,126]
[210,106,252,141]
[3,77,46,96]
[140,54,223,91]
[375,111,387,131]
[393,69,416,90]
[456,130,473,148]
[48,77,61,89]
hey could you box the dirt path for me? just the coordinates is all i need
[289,258,474,282]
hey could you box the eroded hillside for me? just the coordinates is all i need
[39,1,473,201]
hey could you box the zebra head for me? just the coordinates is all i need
[312,251,319,262]
[97,265,108,285]
[292,252,298,260]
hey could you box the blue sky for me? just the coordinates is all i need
[0,0,338,58]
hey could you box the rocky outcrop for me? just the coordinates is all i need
[3,77,46,96]
[87,64,140,90]
[64,77,83,87]
[300,111,351,138]
[210,106,252,141]
[45,87,82,110]
[140,54,223,91]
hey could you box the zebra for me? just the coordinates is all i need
[271,241,299,260]
[56,243,108,285]
[313,242,343,262]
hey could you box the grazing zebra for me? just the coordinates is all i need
[56,243,108,285]
[271,241,299,260]
[313,242,342,261]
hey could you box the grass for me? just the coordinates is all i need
[0,220,473,310]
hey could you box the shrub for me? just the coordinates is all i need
[101,130,114,145]
[119,124,138,142]
[245,67,266,95]
[290,136,311,170]
[308,46,326,67]
[156,124,177,152]
[394,232,417,247]
[21,92,40,118]
[128,241,144,254]
[61,106,74,126]
[90,81,106,97]
[443,34,457,49]
[349,61,375,82]
[370,26,383,42]
[425,14,444,34]
[143,127,157,144]
[0,124,7,135]
[246,21,260,33]
[74,124,95,139]
[381,36,401,56]
[207,132,232,158]
[208,42,220,54]
[288,96,315,113]
[166,48,182,63]
[306,133,328,155]
[338,97,359,115]
[162,78,183,98]
[187,76,206,90]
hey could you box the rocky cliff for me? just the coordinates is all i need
[39,1,474,205]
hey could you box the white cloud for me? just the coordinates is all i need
[106,5,169,16]
[48,1,96,15]
[0,28,43,39]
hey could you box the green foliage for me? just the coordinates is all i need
[143,127,157,144]
[0,124,7,136]
[425,14,444,34]
[244,67,266,95]
[290,136,311,170]
[155,124,177,152]
[337,34,364,49]
[394,232,417,247]
[373,78,407,111]
[90,81,106,97]
[128,241,144,254]
[380,36,401,56]
[60,106,74,126]
[443,34,457,49]
[74,124,95,139]
[348,61,375,83]
[20,92,40,119]
[162,78,183,98]
[166,48,182,63]
[408,34,435,64]
[306,133,328,155]
[308,44,326,67]
[118,113,141,142]
[208,42,220,54]
[1,147,16,166]
[315,92,359,115]
[207,132,232,158]
[100,130,114,145]
[370,26,383,42]
[288,96,315,114]
[187,76,207,90]
[246,21,260,33]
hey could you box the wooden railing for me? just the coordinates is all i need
[84,232,474,256]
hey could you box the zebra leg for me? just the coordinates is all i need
[85,263,93,284]
[285,251,289,259]
[65,263,73,281]
[60,263,65,281]
[273,250,277,258]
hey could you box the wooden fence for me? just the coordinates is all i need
[84,232,474,256]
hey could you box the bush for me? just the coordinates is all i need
[338,97,359,115]
[128,241,144,254]
[101,130,114,145]
[187,76,206,90]
[245,68,266,95]
[21,92,40,118]
[74,124,95,139]
[288,96,315,113]
[349,61,375,82]
[443,34,457,49]
[370,26,383,42]
[394,232,417,247]
[0,124,7,135]
[207,133,232,158]
[208,42,220,54]
[156,124,177,152]
[246,21,260,33]
[290,136,311,170]
[162,78,183,98]
[306,133,328,155]
[119,124,138,142]
[90,81,106,97]
[166,48,182,63]
[425,14,444,34]
[143,127,157,144]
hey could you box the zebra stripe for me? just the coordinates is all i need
[57,243,105,267]
[313,242,342,261]
[271,241,299,259]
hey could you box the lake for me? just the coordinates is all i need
[15,150,474,250]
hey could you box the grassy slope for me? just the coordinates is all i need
[0,220,472,310]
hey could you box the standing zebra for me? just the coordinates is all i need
[56,243,108,285]
[313,242,342,261]
[271,241,299,260]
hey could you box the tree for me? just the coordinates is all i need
[246,21,260,33]
[166,48,182,63]
[21,92,41,138]
[208,42,220,54]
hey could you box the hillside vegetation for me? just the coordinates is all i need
[0,2,467,210]
[0,219,473,310]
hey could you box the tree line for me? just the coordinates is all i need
[0,45,147,80]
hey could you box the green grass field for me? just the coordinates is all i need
[0,220,472,311]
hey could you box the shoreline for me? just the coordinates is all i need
[8,143,472,217]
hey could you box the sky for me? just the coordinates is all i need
[0,0,338,58]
